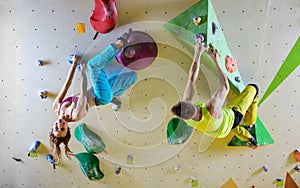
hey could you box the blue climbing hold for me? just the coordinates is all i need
[67,54,81,71]
[28,140,41,157]
[46,154,57,169]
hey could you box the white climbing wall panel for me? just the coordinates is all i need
[1,0,300,187]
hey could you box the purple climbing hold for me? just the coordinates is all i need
[262,165,269,172]
[115,167,121,175]
[294,164,300,172]
[195,33,205,43]
[212,22,218,35]
[235,76,241,82]
[116,31,158,70]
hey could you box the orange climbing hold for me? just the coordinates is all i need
[225,55,237,73]
[293,149,300,162]
[76,23,85,34]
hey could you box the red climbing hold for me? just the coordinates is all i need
[90,0,118,34]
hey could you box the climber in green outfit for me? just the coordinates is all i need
[171,36,259,148]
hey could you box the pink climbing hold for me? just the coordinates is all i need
[90,0,118,34]
[116,31,158,70]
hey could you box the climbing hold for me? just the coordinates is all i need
[195,33,205,43]
[225,55,237,73]
[174,164,182,172]
[167,118,193,145]
[208,43,220,57]
[39,90,48,99]
[90,0,117,34]
[115,167,121,175]
[293,149,300,162]
[190,176,199,187]
[126,154,133,164]
[46,154,57,169]
[68,55,81,71]
[76,23,85,34]
[67,54,75,64]
[28,140,41,157]
[116,31,158,70]
[12,157,22,162]
[276,178,284,187]
[36,60,43,66]
[75,152,104,180]
[74,123,106,154]
[193,16,201,26]
[212,22,218,35]
[276,178,283,187]
[294,164,300,172]
[235,76,241,82]
[262,165,269,172]
[67,54,81,70]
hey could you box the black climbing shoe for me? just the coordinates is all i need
[247,136,258,149]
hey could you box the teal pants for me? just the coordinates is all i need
[87,44,137,105]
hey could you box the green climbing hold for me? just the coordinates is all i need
[167,118,193,145]
[75,152,104,180]
[74,123,105,154]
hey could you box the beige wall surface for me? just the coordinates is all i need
[1,0,300,187]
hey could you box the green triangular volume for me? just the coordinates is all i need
[259,36,300,105]
[163,0,245,94]
[255,118,274,145]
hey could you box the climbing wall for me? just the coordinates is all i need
[1,0,300,187]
